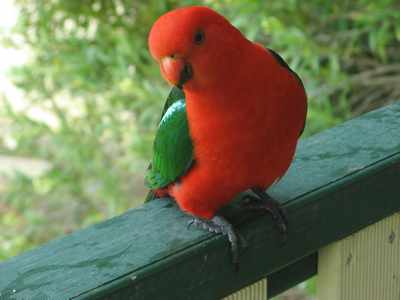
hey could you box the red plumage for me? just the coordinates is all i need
[149,6,307,219]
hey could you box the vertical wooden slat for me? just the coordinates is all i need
[317,213,400,300]
[223,279,267,300]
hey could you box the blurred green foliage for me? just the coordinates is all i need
[0,0,399,270]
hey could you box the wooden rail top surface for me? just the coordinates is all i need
[1,102,400,300]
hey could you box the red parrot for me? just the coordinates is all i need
[146,6,307,265]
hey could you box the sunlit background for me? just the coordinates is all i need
[1,1,399,299]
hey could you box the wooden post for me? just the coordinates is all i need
[317,213,400,300]
[224,279,267,300]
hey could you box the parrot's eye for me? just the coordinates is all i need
[193,30,205,45]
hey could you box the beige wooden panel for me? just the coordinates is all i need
[317,213,400,300]
[223,279,267,300]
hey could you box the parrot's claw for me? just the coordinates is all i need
[241,188,288,244]
[187,215,245,270]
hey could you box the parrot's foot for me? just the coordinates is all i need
[241,187,288,243]
[188,215,246,269]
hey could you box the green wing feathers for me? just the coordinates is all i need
[160,86,185,119]
[145,87,194,190]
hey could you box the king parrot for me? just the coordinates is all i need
[145,6,307,266]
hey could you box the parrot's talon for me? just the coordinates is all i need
[187,219,195,229]
[241,188,288,244]
[187,215,244,268]
[237,232,248,249]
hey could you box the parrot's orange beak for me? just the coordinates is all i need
[160,56,192,88]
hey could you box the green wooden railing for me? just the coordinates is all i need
[1,102,400,300]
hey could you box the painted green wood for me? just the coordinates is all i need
[267,253,317,298]
[0,102,400,300]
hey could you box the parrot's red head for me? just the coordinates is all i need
[148,6,248,91]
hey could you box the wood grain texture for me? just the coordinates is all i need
[317,213,400,300]
[0,102,400,300]
[223,279,267,300]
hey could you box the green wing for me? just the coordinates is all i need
[145,87,194,190]
[159,85,185,120]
